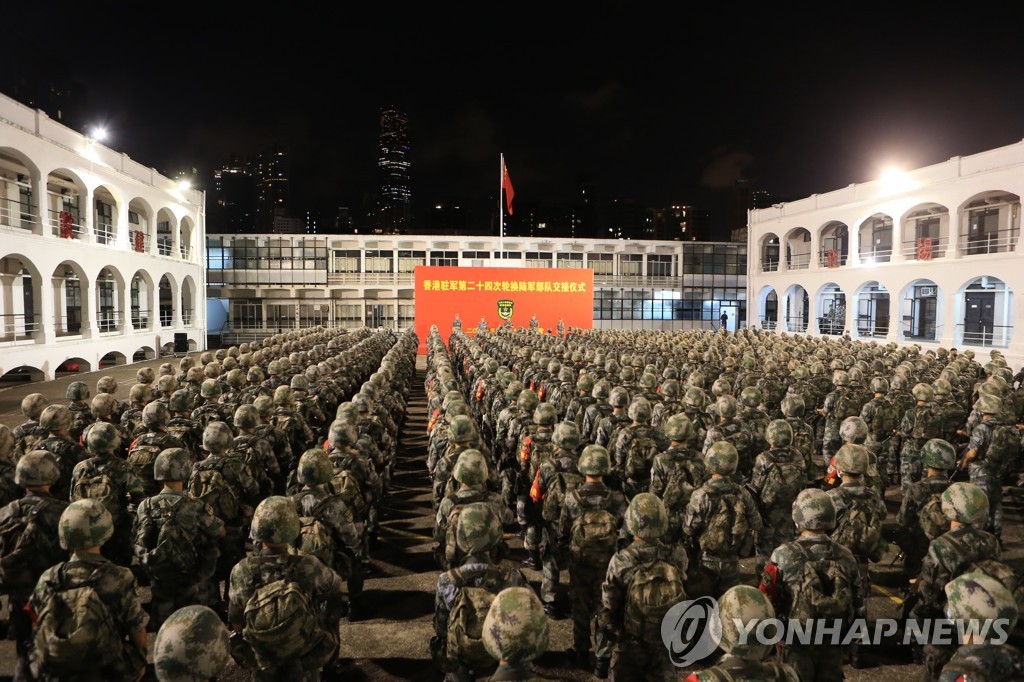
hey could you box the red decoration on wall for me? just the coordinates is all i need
[826,249,839,268]
[916,237,933,261]
[59,211,74,238]
[133,231,145,253]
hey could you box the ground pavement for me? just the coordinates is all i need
[0,354,1022,680]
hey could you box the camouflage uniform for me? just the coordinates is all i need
[650,415,707,546]
[859,381,900,488]
[962,396,1017,537]
[611,398,670,498]
[897,384,943,492]
[37,405,89,501]
[12,393,49,461]
[749,420,806,575]
[483,586,550,681]
[152,605,231,682]
[894,439,955,578]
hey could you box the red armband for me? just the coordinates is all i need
[519,436,533,463]
[760,562,782,606]
[529,469,544,502]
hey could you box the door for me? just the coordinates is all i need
[914,297,937,340]
[720,304,738,332]
[963,292,995,345]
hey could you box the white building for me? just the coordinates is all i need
[205,234,747,344]
[747,140,1024,366]
[0,93,206,381]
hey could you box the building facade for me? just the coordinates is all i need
[747,140,1024,366]
[206,234,747,345]
[0,92,206,381]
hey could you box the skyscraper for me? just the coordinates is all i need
[376,106,411,232]
[254,145,290,231]
[211,156,256,234]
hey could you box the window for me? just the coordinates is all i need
[495,251,522,259]
[95,200,113,244]
[525,252,551,268]
[430,250,458,266]
[462,250,490,259]
[365,249,394,273]
[619,254,642,276]
[588,253,614,275]
[398,250,425,273]
[128,211,140,225]
[647,254,673,277]
[556,252,584,268]
[332,250,360,273]
[232,301,263,329]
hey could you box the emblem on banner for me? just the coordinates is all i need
[497,299,514,321]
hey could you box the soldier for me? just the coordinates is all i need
[580,380,614,447]
[482,586,550,681]
[433,415,484,510]
[756,360,787,418]
[71,422,144,567]
[818,369,861,464]
[228,496,345,680]
[735,386,770,477]
[290,448,364,621]
[702,395,753,478]
[894,438,956,580]
[154,374,179,409]
[435,448,512,571]
[273,385,316,464]
[598,493,687,681]
[134,448,224,631]
[190,379,234,432]
[749,419,806,577]
[594,386,631,451]
[65,380,95,445]
[253,395,294,489]
[778,394,816,477]
[933,377,967,447]
[650,413,707,548]
[431,503,528,682]
[958,394,1019,538]
[651,378,683,429]
[153,604,231,682]
[127,402,186,498]
[897,382,946,493]
[611,396,669,498]
[686,585,799,681]
[29,499,148,681]
[939,572,1024,681]
[166,389,203,464]
[0,451,67,682]
[859,376,900,489]
[565,373,597,435]
[82,393,131,459]
[557,445,628,672]
[759,489,861,682]
[12,393,49,461]
[0,425,18,510]
[36,404,89,502]
[231,404,279,499]
[96,375,128,425]
[326,420,380,575]
[681,386,712,451]
[682,441,761,598]
[121,383,153,438]
[290,374,327,441]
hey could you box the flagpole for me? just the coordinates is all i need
[499,153,504,256]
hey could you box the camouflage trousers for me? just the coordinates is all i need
[250,627,340,682]
[539,524,561,603]
[865,438,893,491]
[968,463,1003,536]
[687,554,740,600]
[755,507,796,575]
[567,563,611,659]
[822,424,841,462]
[609,635,677,681]
[900,453,922,494]
[781,643,844,682]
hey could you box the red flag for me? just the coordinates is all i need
[502,161,515,215]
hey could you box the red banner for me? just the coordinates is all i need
[826,249,839,268]
[917,237,933,261]
[133,230,145,253]
[59,211,74,238]
[414,266,594,354]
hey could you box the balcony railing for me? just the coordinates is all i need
[958,324,1012,348]
[785,315,808,333]
[761,258,779,272]
[95,225,115,245]
[960,229,1018,256]
[0,197,36,231]
[900,236,948,261]
[97,312,124,335]
[786,253,811,270]
[157,235,173,256]
[182,308,193,326]
[818,249,848,268]
[857,246,892,264]
[180,243,192,260]
[0,313,39,343]
[131,312,151,329]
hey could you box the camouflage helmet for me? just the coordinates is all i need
[627,397,653,423]
[202,421,233,453]
[705,441,739,474]
[143,401,171,428]
[578,444,611,476]
[246,367,265,384]
[225,368,245,389]
[932,378,952,396]
[59,498,113,551]
[533,403,557,426]
[791,366,808,381]
[609,386,630,408]
[290,374,310,392]
[157,374,178,395]
[890,374,909,391]
[739,386,762,408]
[835,443,869,475]
[619,366,636,383]
[233,404,260,430]
[711,378,732,398]
[179,355,195,371]
[448,415,477,443]
[453,449,489,487]
[66,380,90,401]
[683,387,707,409]
[129,383,153,404]
[847,367,864,385]
[921,438,957,470]
[592,381,611,400]
[941,482,989,526]
[624,492,668,539]
[832,370,850,386]
[455,502,502,554]
[15,450,60,487]
[169,389,193,413]
[200,379,222,399]
[153,604,231,682]
[329,420,359,448]
[154,448,193,482]
[791,488,836,531]
[944,572,1019,633]
[869,377,889,394]
[660,378,680,398]
[716,395,738,419]
[159,361,176,376]
[90,393,117,419]
[137,366,156,384]
[912,383,934,402]
[639,373,658,390]
[96,376,118,395]
[576,374,595,394]
[664,414,694,442]
[20,393,48,419]
[86,421,121,455]
[253,395,275,418]
[483,586,550,665]
[717,585,776,660]
[517,389,540,412]
[250,496,301,545]
[552,420,581,450]
[297,448,333,485]
[839,416,868,444]
[766,419,793,447]
[780,394,805,418]
[975,395,1002,415]
[39,404,72,432]
[273,385,293,407]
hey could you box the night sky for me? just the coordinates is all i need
[7,7,1024,239]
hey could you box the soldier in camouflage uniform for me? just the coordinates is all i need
[912,482,1002,678]
[0,425,18,510]
[735,387,770,476]
[933,377,967,447]
[594,386,631,452]
[65,380,95,446]
[0,451,67,682]
[759,489,861,682]
[702,394,752,478]
[154,374,178,410]
[557,445,628,672]
[565,373,597,434]
[959,394,1018,538]
[610,397,670,497]
[435,448,512,570]
[749,419,806,577]
[36,404,89,501]
[326,420,380,572]
[939,572,1024,682]
[134,447,224,631]
[859,376,900,489]
[253,395,294,489]
[599,493,687,681]
[190,379,234,432]
[12,393,48,461]
[482,586,550,681]
[687,584,799,681]
[894,438,955,580]
[897,382,944,493]
[431,503,528,682]
[818,369,860,464]
[166,389,203,464]
[580,380,614,447]
[651,378,683,429]
[96,375,128,425]
[433,415,484,510]
[232,404,279,500]
[290,374,327,442]
[681,386,712,452]
[228,496,345,681]
[153,604,231,682]
[120,382,153,438]
[650,413,707,547]
[82,393,130,460]
[70,422,145,567]
[128,402,186,498]
[29,499,148,682]
[272,385,316,464]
